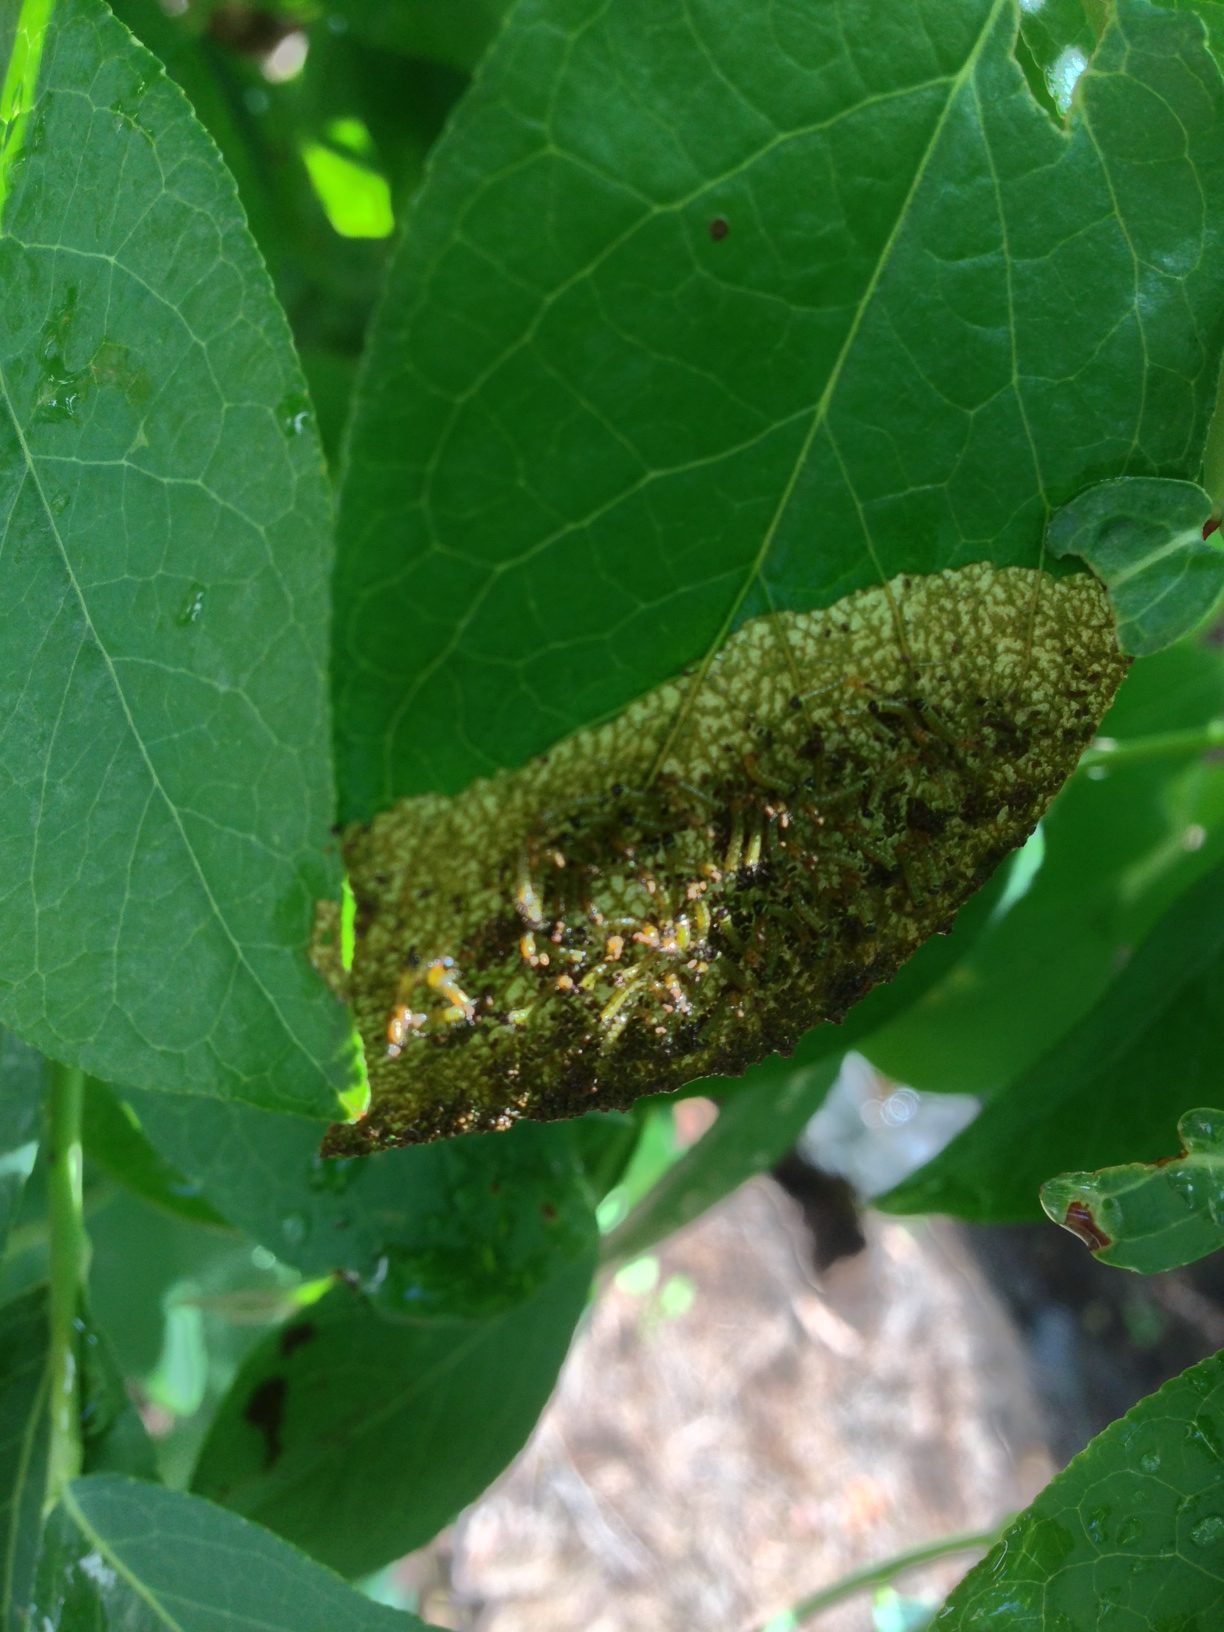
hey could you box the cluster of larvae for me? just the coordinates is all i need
[316,563,1127,1153]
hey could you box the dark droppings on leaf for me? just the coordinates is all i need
[244,1376,288,1468]
[279,1321,316,1357]
[708,216,729,241]
[317,565,1128,1154]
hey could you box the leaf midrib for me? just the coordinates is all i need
[0,364,329,1099]
[648,0,1016,772]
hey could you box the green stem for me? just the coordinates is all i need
[1078,719,1224,773]
[748,1521,1007,1632]
[45,1061,86,1512]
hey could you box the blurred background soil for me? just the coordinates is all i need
[383,1094,1224,1632]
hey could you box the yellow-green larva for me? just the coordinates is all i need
[318,564,1128,1154]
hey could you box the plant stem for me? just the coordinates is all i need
[45,1061,87,1512]
[1079,719,1224,773]
[748,1520,1007,1632]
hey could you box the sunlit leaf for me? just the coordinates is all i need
[0,0,351,1113]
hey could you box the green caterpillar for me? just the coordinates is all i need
[317,563,1128,1153]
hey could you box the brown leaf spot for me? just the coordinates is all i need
[1064,1200,1112,1252]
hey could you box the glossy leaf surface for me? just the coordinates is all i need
[1042,1107,1224,1273]
[936,1351,1224,1628]
[0,0,349,1113]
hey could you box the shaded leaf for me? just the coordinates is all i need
[78,1300,157,1481]
[0,1033,44,1263]
[191,1260,594,1577]
[0,0,350,1112]
[0,1286,49,1632]
[83,1079,228,1228]
[602,1058,840,1269]
[123,1091,599,1285]
[881,863,1224,1221]
[935,1352,1224,1628]
[326,0,510,71]
[33,1473,435,1631]
[1042,1107,1224,1274]
[1048,477,1224,654]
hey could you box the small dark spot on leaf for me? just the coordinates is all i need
[540,1201,557,1221]
[244,1376,288,1468]
[279,1321,316,1357]
[708,217,729,242]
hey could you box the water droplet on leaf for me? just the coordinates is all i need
[176,585,206,626]
[278,391,311,437]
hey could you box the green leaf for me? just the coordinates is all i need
[0,1033,44,1263]
[1048,477,1224,654]
[326,0,510,71]
[122,1090,599,1284]
[77,1303,157,1481]
[82,1080,228,1228]
[935,1351,1224,1628]
[0,0,350,1114]
[33,1473,435,1631]
[0,1286,49,1632]
[191,1258,594,1577]
[1041,1107,1224,1274]
[881,863,1224,1220]
[335,0,1224,815]
[603,1057,840,1268]
[863,635,1224,1096]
